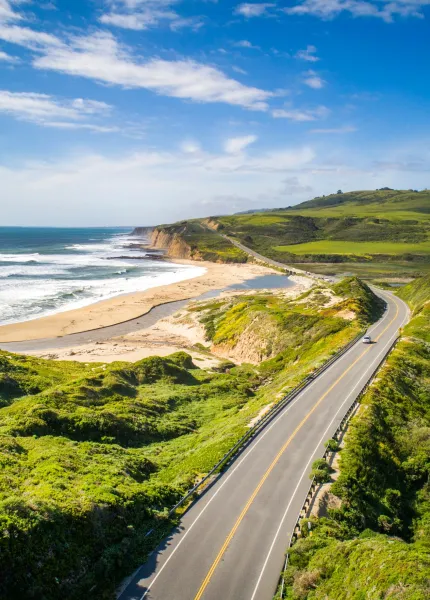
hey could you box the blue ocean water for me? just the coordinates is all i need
[0,227,204,325]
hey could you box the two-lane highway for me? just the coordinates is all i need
[119,288,409,600]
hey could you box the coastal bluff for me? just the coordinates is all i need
[133,220,248,263]
[150,226,195,259]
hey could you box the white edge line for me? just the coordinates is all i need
[125,293,398,600]
[249,295,409,600]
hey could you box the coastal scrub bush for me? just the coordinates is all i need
[310,459,333,484]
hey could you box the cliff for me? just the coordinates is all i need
[150,227,195,260]
[202,218,221,231]
[149,221,248,263]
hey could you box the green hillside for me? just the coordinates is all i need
[290,188,430,217]
[278,275,430,600]
[398,273,430,313]
[0,279,378,599]
[214,189,430,279]
[149,189,430,279]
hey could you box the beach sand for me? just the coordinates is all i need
[0,260,278,343]
[23,275,313,366]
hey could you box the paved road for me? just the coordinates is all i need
[118,288,409,600]
[220,235,333,282]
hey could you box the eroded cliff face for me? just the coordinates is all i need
[202,218,221,231]
[150,228,195,260]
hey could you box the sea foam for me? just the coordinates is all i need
[0,228,205,326]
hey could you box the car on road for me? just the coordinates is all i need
[362,334,372,344]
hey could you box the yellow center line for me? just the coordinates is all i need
[193,299,400,600]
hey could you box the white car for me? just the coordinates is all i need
[362,335,372,344]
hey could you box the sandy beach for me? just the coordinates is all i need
[21,275,313,366]
[0,260,280,343]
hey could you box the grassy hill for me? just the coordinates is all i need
[278,275,430,599]
[150,189,430,280]
[215,189,430,279]
[0,279,378,600]
[290,188,430,216]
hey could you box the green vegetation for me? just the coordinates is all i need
[398,274,430,313]
[154,189,430,278]
[290,189,430,220]
[285,261,430,280]
[216,190,430,274]
[399,275,430,343]
[332,277,385,324]
[279,275,430,599]
[0,353,89,407]
[274,239,430,256]
[0,279,379,599]
[310,458,333,484]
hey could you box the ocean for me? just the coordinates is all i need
[0,227,205,326]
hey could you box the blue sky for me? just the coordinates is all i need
[0,0,429,226]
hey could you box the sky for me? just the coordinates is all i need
[0,0,429,226]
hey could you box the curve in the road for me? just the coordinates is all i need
[118,288,409,600]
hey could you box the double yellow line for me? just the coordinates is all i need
[193,300,400,600]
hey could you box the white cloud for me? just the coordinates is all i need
[0,0,63,49]
[295,45,319,62]
[303,70,325,89]
[310,125,357,133]
[284,1,430,22]
[0,90,114,131]
[232,65,247,75]
[272,105,330,121]
[32,31,272,111]
[0,23,63,50]
[224,134,257,154]
[3,142,429,226]
[235,3,276,17]
[180,139,201,154]
[233,39,261,50]
[100,0,203,31]
[0,143,319,226]
[0,0,20,22]
[0,5,272,112]
[41,121,119,133]
[0,48,17,61]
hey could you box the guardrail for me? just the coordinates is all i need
[277,335,400,599]
[221,234,329,281]
[143,330,365,539]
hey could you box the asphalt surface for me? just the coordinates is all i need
[118,288,409,600]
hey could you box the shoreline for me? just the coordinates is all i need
[14,273,313,366]
[0,260,279,344]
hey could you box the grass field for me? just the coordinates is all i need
[292,262,430,280]
[274,240,430,256]
[288,189,430,221]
